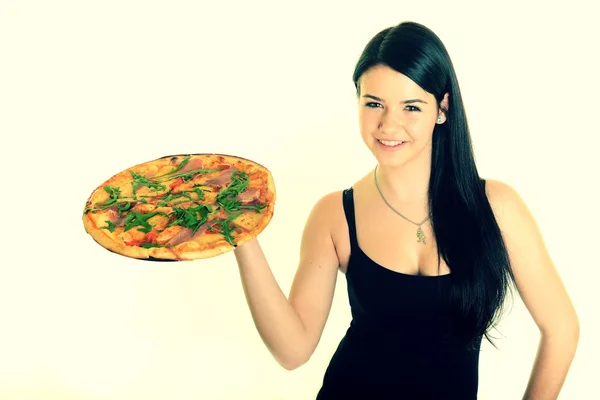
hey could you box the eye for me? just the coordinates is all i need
[405,105,421,112]
[365,102,382,108]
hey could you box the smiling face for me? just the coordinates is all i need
[357,64,448,168]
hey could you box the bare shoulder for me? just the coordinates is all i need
[305,190,347,238]
[483,178,521,212]
[312,190,345,215]
[485,179,543,241]
[310,188,351,252]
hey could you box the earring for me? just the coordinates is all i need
[437,116,443,123]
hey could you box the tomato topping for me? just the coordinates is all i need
[125,231,157,246]
[146,231,157,242]
[169,178,184,189]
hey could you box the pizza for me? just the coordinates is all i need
[82,153,275,261]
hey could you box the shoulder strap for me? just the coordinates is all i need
[342,187,359,251]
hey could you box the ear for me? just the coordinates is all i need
[437,93,450,124]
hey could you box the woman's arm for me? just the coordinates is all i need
[486,180,580,399]
[234,192,341,370]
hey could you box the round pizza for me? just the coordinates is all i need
[82,153,276,261]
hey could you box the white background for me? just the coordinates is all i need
[1,1,599,399]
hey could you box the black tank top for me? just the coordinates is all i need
[315,188,482,399]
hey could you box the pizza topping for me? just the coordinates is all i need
[139,242,163,248]
[145,231,158,243]
[212,171,268,214]
[231,210,263,231]
[169,178,185,189]
[131,171,167,199]
[131,202,156,214]
[83,186,122,213]
[155,225,184,244]
[163,167,223,182]
[166,224,211,246]
[106,209,121,222]
[116,201,135,216]
[207,213,243,246]
[207,168,236,189]
[101,220,117,232]
[146,213,171,231]
[98,186,121,206]
[156,192,192,207]
[102,209,125,230]
[168,204,212,234]
[215,170,248,212]
[237,187,261,204]
[123,210,169,233]
[174,157,204,175]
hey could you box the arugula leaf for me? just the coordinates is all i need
[210,213,243,246]
[123,211,169,233]
[190,186,205,200]
[101,220,116,232]
[130,171,166,199]
[240,202,267,213]
[140,242,164,248]
[158,168,223,183]
[154,156,191,178]
[216,171,249,214]
[96,186,121,207]
[157,192,193,207]
[168,204,213,234]
[83,187,125,213]
[117,201,133,217]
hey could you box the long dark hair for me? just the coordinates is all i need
[352,21,515,349]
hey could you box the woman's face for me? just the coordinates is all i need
[357,64,448,168]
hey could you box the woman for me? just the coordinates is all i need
[234,21,579,399]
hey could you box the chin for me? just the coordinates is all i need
[375,156,408,169]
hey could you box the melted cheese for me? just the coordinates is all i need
[232,211,262,231]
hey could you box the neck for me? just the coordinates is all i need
[374,155,431,204]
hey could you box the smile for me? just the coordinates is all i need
[377,139,406,147]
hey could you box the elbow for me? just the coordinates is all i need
[281,360,302,371]
[277,350,310,371]
[540,312,580,345]
[273,329,313,370]
[279,355,309,371]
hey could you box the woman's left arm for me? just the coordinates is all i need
[486,179,580,400]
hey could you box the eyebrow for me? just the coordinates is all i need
[362,94,428,104]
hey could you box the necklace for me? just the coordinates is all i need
[373,165,431,245]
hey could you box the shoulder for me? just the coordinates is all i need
[481,178,547,268]
[315,189,346,207]
[483,178,519,206]
[308,190,347,226]
[482,178,531,233]
[304,189,349,244]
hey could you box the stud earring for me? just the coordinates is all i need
[437,116,443,123]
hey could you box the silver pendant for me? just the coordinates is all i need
[417,225,427,245]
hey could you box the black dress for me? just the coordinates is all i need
[315,188,482,399]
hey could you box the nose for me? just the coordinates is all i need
[378,108,404,133]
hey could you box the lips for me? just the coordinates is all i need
[377,139,405,147]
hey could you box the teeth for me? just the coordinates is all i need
[378,139,403,146]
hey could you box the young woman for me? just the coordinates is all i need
[234,21,579,399]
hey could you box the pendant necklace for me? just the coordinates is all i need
[373,165,431,245]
